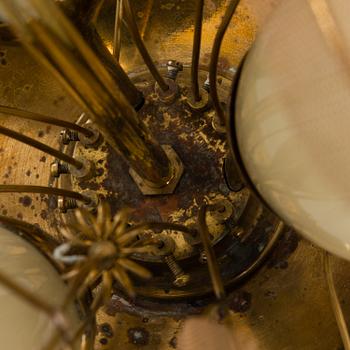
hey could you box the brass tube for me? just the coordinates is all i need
[0,185,92,204]
[61,0,144,109]
[0,105,93,137]
[0,125,83,169]
[113,0,123,61]
[209,0,240,126]
[78,25,145,110]
[191,0,204,102]
[123,0,169,92]
[0,0,172,188]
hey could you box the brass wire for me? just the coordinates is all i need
[197,205,226,301]
[191,0,204,102]
[324,252,350,350]
[0,125,83,169]
[209,0,240,126]
[0,0,172,187]
[0,105,93,137]
[0,185,92,204]
[123,0,169,92]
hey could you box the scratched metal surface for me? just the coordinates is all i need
[0,0,350,349]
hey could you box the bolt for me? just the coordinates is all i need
[58,197,78,213]
[203,74,210,92]
[166,60,183,80]
[50,160,70,178]
[60,129,79,145]
[164,255,190,287]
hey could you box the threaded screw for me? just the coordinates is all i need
[166,60,183,80]
[50,160,70,178]
[164,255,190,287]
[58,197,78,213]
[60,129,79,145]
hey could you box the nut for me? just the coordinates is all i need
[129,145,184,195]
[69,157,95,180]
[155,78,179,104]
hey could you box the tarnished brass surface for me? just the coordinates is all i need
[54,66,281,302]
[0,0,350,349]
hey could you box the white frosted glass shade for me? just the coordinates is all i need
[235,0,350,260]
[0,226,79,349]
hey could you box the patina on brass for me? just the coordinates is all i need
[47,202,193,348]
[0,0,349,349]
[0,105,93,138]
[58,0,144,109]
[0,124,84,169]
[123,0,169,93]
[0,0,177,192]
[0,185,93,205]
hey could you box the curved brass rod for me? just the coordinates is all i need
[0,185,92,204]
[209,0,240,126]
[191,0,204,102]
[136,217,284,299]
[123,0,169,92]
[198,205,226,301]
[0,105,93,137]
[113,0,123,61]
[324,252,350,350]
[0,125,83,169]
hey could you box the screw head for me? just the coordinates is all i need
[58,197,77,213]
[174,274,190,287]
[60,129,70,145]
[57,197,67,213]
[50,161,60,178]
[167,60,183,70]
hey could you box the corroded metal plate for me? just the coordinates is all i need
[0,0,350,349]
[54,67,281,302]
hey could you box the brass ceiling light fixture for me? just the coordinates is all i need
[0,0,349,349]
